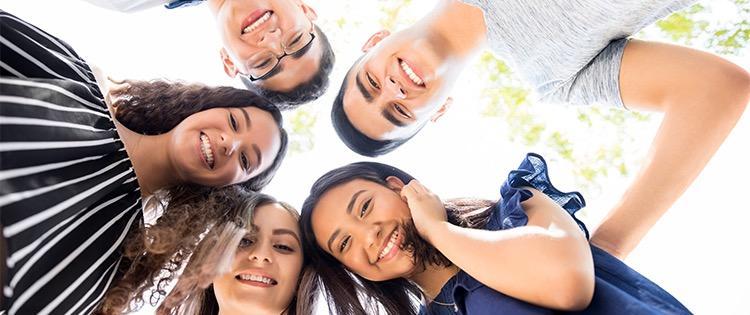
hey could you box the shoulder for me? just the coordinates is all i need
[456,273,553,314]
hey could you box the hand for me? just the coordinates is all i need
[400,180,447,243]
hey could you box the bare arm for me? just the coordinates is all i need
[590,40,750,259]
[403,181,594,310]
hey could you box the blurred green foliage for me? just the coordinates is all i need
[477,1,749,190]
[287,108,317,154]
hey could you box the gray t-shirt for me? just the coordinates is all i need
[463,0,697,108]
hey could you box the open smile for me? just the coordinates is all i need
[398,58,426,88]
[235,271,278,288]
[377,227,403,263]
[241,9,273,35]
[199,132,215,169]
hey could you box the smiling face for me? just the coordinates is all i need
[167,106,281,187]
[213,0,323,92]
[341,29,458,141]
[212,203,303,314]
[310,177,418,282]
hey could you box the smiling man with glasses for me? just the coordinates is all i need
[82,0,335,110]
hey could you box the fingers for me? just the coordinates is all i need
[400,180,438,203]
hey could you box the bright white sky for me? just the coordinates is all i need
[2,0,749,314]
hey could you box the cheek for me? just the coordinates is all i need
[211,273,238,304]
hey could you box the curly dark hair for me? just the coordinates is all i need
[298,161,495,315]
[98,186,306,314]
[108,79,289,192]
[241,25,335,110]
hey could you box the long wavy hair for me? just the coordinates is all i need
[108,79,289,192]
[98,186,305,314]
[298,162,495,315]
[94,80,288,314]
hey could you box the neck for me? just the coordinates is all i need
[94,71,179,197]
[219,304,281,315]
[119,128,179,196]
[409,263,460,301]
[415,0,487,58]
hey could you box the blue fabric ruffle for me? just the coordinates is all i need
[488,153,590,238]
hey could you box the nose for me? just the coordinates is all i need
[248,242,273,263]
[259,27,284,55]
[220,133,241,156]
[384,76,407,100]
[364,223,382,250]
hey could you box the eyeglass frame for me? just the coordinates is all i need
[245,31,317,82]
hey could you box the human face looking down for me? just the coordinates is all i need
[341,29,459,141]
[212,203,303,314]
[311,177,420,282]
[213,0,323,93]
[168,106,282,187]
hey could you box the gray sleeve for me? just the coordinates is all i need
[540,38,629,109]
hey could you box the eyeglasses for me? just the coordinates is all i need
[246,31,316,81]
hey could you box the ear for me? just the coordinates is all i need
[300,3,318,21]
[219,48,239,78]
[430,97,453,122]
[362,30,391,52]
[385,176,406,192]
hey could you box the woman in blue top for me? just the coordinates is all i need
[298,153,691,314]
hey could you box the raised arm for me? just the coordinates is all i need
[403,180,594,311]
[590,40,750,259]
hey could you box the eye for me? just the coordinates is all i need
[366,72,380,90]
[359,198,371,218]
[394,103,410,118]
[255,58,274,70]
[286,33,303,49]
[239,237,255,248]
[274,244,295,252]
[339,235,351,253]
[229,112,239,131]
[240,153,250,171]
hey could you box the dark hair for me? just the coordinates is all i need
[298,162,495,315]
[331,68,420,157]
[109,79,288,192]
[241,25,335,110]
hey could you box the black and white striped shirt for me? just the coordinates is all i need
[1,10,143,314]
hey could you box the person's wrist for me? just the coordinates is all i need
[420,219,449,244]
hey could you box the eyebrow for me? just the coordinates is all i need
[381,108,406,127]
[252,144,262,172]
[260,63,284,80]
[240,107,252,130]
[326,189,366,253]
[355,73,374,103]
[273,228,301,246]
[291,36,315,59]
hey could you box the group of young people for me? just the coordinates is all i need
[1,0,748,314]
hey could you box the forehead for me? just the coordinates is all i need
[253,203,299,234]
[241,106,281,169]
[311,179,374,226]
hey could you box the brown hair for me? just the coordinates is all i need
[98,186,303,314]
[109,79,289,192]
[298,162,496,315]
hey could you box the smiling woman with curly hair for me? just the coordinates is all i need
[0,10,288,314]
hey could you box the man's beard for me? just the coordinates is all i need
[399,219,452,270]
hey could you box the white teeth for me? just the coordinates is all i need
[400,61,424,86]
[200,134,214,168]
[243,11,271,34]
[239,274,274,284]
[378,230,400,259]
